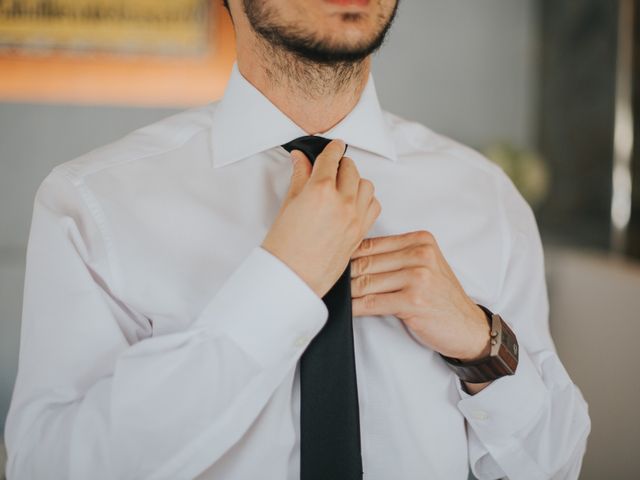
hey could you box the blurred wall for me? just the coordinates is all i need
[373,0,538,149]
[0,0,538,435]
[546,248,640,480]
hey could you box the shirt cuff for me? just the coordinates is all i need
[455,345,549,440]
[194,246,329,367]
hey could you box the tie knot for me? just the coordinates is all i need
[281,135,333,165]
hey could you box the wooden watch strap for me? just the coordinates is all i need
[439,305,519,384]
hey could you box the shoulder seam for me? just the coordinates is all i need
[52,166,124,298]
[61,110,212,181]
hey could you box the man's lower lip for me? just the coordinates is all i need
[324,0,370,7]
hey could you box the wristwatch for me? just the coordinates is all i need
[440,304,519,383]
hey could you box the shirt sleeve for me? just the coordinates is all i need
[454,171,591,480]
[4,167,328,480]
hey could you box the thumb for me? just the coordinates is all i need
[285,150,312,201]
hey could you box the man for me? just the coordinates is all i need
[5,0,590,479]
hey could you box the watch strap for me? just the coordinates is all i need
[440,305,519,383]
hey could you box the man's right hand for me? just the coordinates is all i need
[261,139,381,298]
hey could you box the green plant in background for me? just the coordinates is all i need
[483,142,551,210]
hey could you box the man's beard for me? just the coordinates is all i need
[242,0,399,65]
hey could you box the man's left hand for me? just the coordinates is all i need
[350,231,494,392]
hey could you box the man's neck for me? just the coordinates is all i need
[236,37,370,135]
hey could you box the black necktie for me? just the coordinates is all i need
[281,136,363,480]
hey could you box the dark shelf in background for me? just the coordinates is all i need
[537,0,618,252]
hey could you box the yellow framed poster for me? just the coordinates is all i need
[0,1,236,106]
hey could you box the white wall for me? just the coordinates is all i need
[373,0,538,149]
[545,247,640,480]
[0,0,538,438]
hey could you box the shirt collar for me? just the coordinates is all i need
[210,62,397,168]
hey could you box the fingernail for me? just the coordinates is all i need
[334,139,347,155]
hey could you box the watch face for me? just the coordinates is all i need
[499,317,519,359]
[497,316,519,375]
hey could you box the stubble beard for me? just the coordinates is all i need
[242,0,398,99]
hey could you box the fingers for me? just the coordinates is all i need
[336,156,360,197]
[356,178,375,213]
[309,139,346,184]
[360,196,381,238]
[350,244,435,277]
[286,140,380,244]
[350,268,410,298]
[284,150,312,201]
[352,230,435,260]
[352,291,405,318]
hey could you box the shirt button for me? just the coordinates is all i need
[471,410,489,421]
[294,335,311,348]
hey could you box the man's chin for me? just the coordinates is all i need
[244,0,395,65]
[284,42,374,64]
[280,28,384,64]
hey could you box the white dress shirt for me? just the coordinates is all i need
[5,63,590,480]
